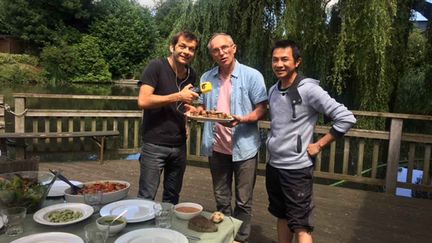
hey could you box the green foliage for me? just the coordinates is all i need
[150,0,191,64]
[0,0,94,50]
[90,0,159,79]
[1,0,431,126]
[387,0,415,113]
[395,68,428,113]
[424,15,432,102]
[406,29,427,68]
[0,0,8,34]
[277,0,329,81]
[0,53,39,66]
[0,53,44,83]
[331,0,397,129]
[167,0,280,86]
[395,29,431,115]
[70,35,111,82]
[40,35,111,83]
[154,0,189,40]
[0,64,44,83]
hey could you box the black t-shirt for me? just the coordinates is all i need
[137,58,196,146]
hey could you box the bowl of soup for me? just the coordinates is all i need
[174,202,203,220]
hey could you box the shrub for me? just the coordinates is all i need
[41,35,111,83]
[90,0,158,79]
[0,53,44,83]
[0,53,39,66]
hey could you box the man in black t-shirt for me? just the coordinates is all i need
[137,31,199,204]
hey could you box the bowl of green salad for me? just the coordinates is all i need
[0,171,57,213]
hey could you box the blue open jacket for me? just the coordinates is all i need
[199,60,268,162]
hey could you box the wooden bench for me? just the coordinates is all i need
[0,131,120,163]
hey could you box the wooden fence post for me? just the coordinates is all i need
[385,118,403,194]
[14,96,26,159]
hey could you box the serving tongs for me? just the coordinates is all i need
[49,169,83,195]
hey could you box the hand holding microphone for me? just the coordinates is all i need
[179,84,199,104]
[192,81,213,94]
[183,82,212,115]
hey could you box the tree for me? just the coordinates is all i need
[276,0,329,82]
[0,0,95,51]
[90,0,159,78]
[154,0,190,40]
[166,0,281,85]
[331,0,397,129]
[41,35,111,83]
[387,0,416,114]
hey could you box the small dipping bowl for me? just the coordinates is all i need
[96,215,127,236]
[174,202,203,220]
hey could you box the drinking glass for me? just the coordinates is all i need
[1,207,27,236]
[84,190,103,213]
[84,223,109,243]
[153,202,173,228]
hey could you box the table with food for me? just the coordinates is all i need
[0,171,242,243]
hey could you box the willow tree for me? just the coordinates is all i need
[423,18,432,114]
[276,0,329,82]
[167,0,281,85]
[387,0,416,114]
[331,0,397,129]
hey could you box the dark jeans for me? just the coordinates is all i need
[209,151,258,242]
[138,142,186,204]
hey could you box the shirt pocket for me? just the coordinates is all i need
[291,104,309,121]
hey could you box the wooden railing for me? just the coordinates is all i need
[1,93,432,195]
[186,112,432,195]
[11,93,141,156]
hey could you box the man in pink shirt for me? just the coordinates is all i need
[196,33,268,243]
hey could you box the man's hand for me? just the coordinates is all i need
[307,143,322,157]
[178,84,199,104]
[183,104,206,116]
[221,115,244,127]
[183,104,197,115]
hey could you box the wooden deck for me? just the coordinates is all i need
[40,160,432,243]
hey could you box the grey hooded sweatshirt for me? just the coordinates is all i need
[267,76,356,170]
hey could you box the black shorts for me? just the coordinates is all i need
[266,163,314,232]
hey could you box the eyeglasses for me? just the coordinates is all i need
[211,44,234,55]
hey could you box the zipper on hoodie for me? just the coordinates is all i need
[296,134,302,153]
[292,103,297,119]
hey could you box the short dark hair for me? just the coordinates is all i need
[170,31,199,47]
[271,40,301,62]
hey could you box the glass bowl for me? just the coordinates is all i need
[0,171,57,213]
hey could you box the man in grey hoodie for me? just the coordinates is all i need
[266,40,356,243]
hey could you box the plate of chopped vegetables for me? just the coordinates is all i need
[33,202,93,226]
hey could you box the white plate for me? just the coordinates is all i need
[48,180,82,197]
[100,199,155,223]
[33,203,93,226]
[0,217,3,229]
[11,232,84,243]
[114,228,188,243]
